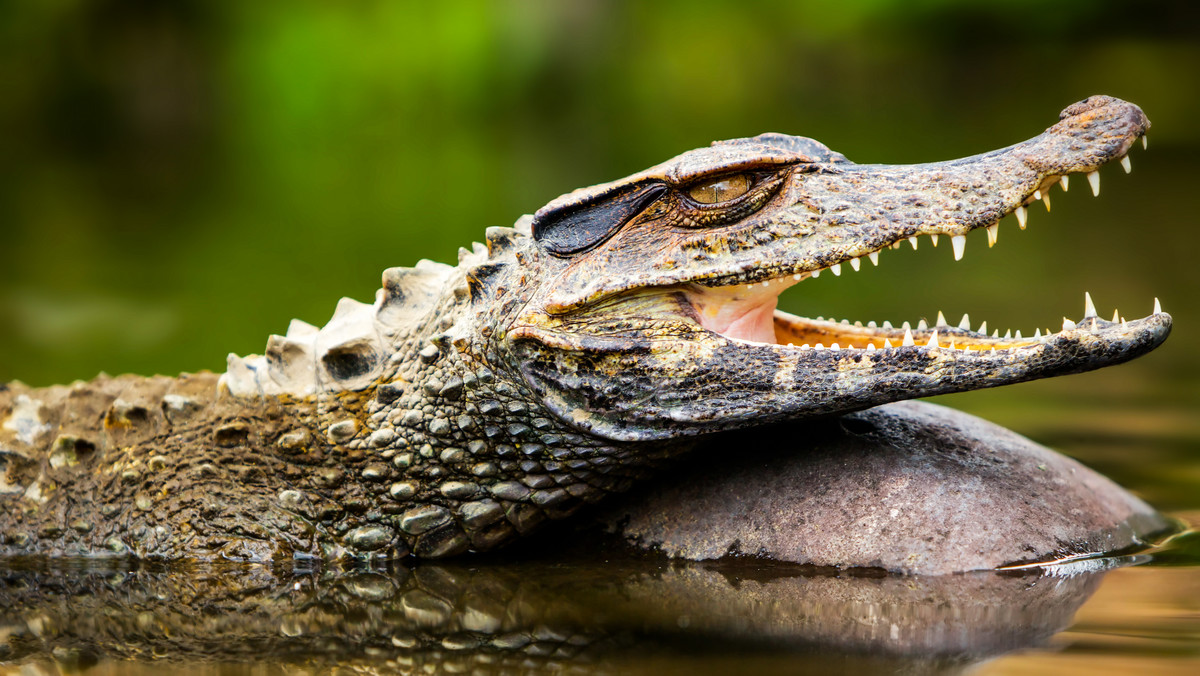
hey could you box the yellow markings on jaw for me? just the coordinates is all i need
[772,350,800,389]
[773,316,1045,352]
[783,334,1039,351]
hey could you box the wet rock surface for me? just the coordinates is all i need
[583,401,1172,574]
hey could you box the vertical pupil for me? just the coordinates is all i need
[689,174,750,204]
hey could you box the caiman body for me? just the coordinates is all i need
[0,96,1171,563]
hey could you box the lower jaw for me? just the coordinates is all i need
[771,309,1060,352]
[686,283,1039,352]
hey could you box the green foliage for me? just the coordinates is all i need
[1,0,1197,401]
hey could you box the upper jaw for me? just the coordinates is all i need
[692,96,1150,291]
[666,94,1158,355]
[541,96,1150,311]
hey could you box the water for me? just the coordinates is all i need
[2,407,1197,676]
[0,534,1196,674]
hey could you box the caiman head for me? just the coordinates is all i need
[494,95,1169,442]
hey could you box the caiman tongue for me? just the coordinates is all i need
[686,277,799,344]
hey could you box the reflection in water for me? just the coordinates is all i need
[0,555,1110,675]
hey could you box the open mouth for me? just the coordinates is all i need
[684,135,1165,353]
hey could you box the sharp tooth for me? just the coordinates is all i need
[1084,291,1097,318]
[908,236,919,250]
[882,320,893,329]
[936,311,947,326]
[850,257,861,272]
[1034,328,1041,338]
[1034,189,1042,201]
[1062,317,1076,331]
[948,339,957,350]
[1087,170,1100,196]
[951,235,965,260]
[902,329,915,346]
[902,321,911,330]
[884,338,893,348]
[1120,155,1131,173]
[811,269,820,278]
[866,343,876,351]
[831,263,841,276]
[1004,329,1012,339]
[1060,175,1069,191]
[868,251,880,266]
[991,329,998,338]
[867,320,877,328]
[1112,309,1119,322]
[1042,190,1051,211]
[958,314,971,330]
[1015,205,1027,230]
[986,223,998,247]
[926,330,939,348]
[1045,328,1052,336]
[1154,297,1162,314]
[1015,330,1023,339]
[917,319,928,330]
[978,321,987,335]
[930,234,939,247]
[1142,135,1148,150]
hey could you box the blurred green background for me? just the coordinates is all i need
[1,0,1197,464]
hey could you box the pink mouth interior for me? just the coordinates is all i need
[684,279,796,344]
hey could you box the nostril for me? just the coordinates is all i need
[1059,95,1119,120]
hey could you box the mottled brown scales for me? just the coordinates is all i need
[0,96,1172,561]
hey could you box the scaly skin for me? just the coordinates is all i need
[0,96,1171,561]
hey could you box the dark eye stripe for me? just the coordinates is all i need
[532,182,668,256]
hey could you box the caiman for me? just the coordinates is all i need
[0,95,1171,563]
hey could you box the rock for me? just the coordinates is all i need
[587,401,1171,574]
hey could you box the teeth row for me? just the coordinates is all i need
[973,152,1133,257]
[1018,147,1136,219]
[799,145,1141,279]
[799,293,1163,351]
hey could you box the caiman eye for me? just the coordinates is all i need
[687,173,751,204]
[674,169,787,228]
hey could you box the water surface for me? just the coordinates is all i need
[2,400,1197,675]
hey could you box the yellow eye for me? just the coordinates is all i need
[687,173,751,204]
